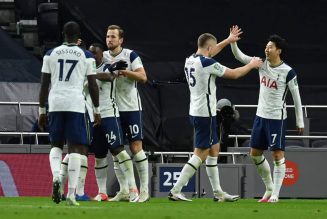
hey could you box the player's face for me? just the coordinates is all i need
[89,46,103,63]
[106,29,123,51]
[265,41,281,62]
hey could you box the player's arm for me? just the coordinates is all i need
[211,25,243,57]
[287,71,304,134]
[230,42,253,65]
[96,73,116,82]
[86,56,101,126]
[119,67,147,83]
[88,74,101,125]
[38,73,51,131]
[222,57,263,79]
[119,51,147,83]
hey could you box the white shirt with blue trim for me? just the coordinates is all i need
[184,54,226,117]
[41,43,96,113]
[103,48,143,112]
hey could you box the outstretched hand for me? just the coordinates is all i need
[228,25,243,43]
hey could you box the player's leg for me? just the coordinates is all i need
[250,116,273,202]
[64,112,90,206]
[111,146,139,202]
[92,124,109,201]
[110,155,129,201]
[75,145,90,201]
[130,112,149,202]
[48,112,65,204]
[130,140,149,202]
[107,116,139,202]
[59,153,69,200]
[169,147,206,202]
[122,111,149,202]
[169,116,209,202]
[268,118,287,203]
[110,113,129,200]
[66,144,81,206]
[269,150,285,203]
[208,143,240,202]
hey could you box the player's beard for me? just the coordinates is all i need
[107,43,118,51]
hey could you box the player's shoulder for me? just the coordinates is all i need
[122,48,140,62]
[79,48,94,59]
[199,55,217,68]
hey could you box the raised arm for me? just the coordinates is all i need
[230,42,253,65]
[211,25,243,57]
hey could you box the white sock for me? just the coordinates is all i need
[95,157,108,194]
[252,155,274,198]
[206,156,223,195]
[171,155,202,194]
[134,150,149,193]
[67,153,81,199]
[59,154,69,194]
[76,155,88,196]
[112,156,129,194]
[116,150,137,191]
[272,158,286,198]
[49,147,62,181]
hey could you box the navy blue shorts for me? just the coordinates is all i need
[48,112,91,145]
[91,116,124,157]
[120,111,143,142]
[250,116,287,151]
[190,116,219,149]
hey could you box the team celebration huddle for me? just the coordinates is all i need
[38,21,303,205]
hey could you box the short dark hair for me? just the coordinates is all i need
[107,25,124,38]
[268,34,287,56]
[63,21,81,40]
[197,33,216,48]
[90,43,104,51]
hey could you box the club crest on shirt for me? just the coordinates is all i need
[261,75,278,90]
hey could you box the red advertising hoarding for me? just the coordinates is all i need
[0,154,98,197]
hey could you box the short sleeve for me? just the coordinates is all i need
[130,51,143,70]
[201,57,226,77]
[41,55,51,74]
[86,57,97,76]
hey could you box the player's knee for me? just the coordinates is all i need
[272,150,284,161]
[51,143,64,150]
[109,146,125,156]
[130,140,142,154]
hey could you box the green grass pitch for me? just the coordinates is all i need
[1,197,326,219]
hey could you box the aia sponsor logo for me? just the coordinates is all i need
[261,75,277,89]
[283,160,299,186]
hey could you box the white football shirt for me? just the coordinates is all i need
[103,48,143,111]
[230,42,304,127]
[184,54,226,117]
[257,60,298,120]
[42,43,96,113]
[84,58,119,120]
